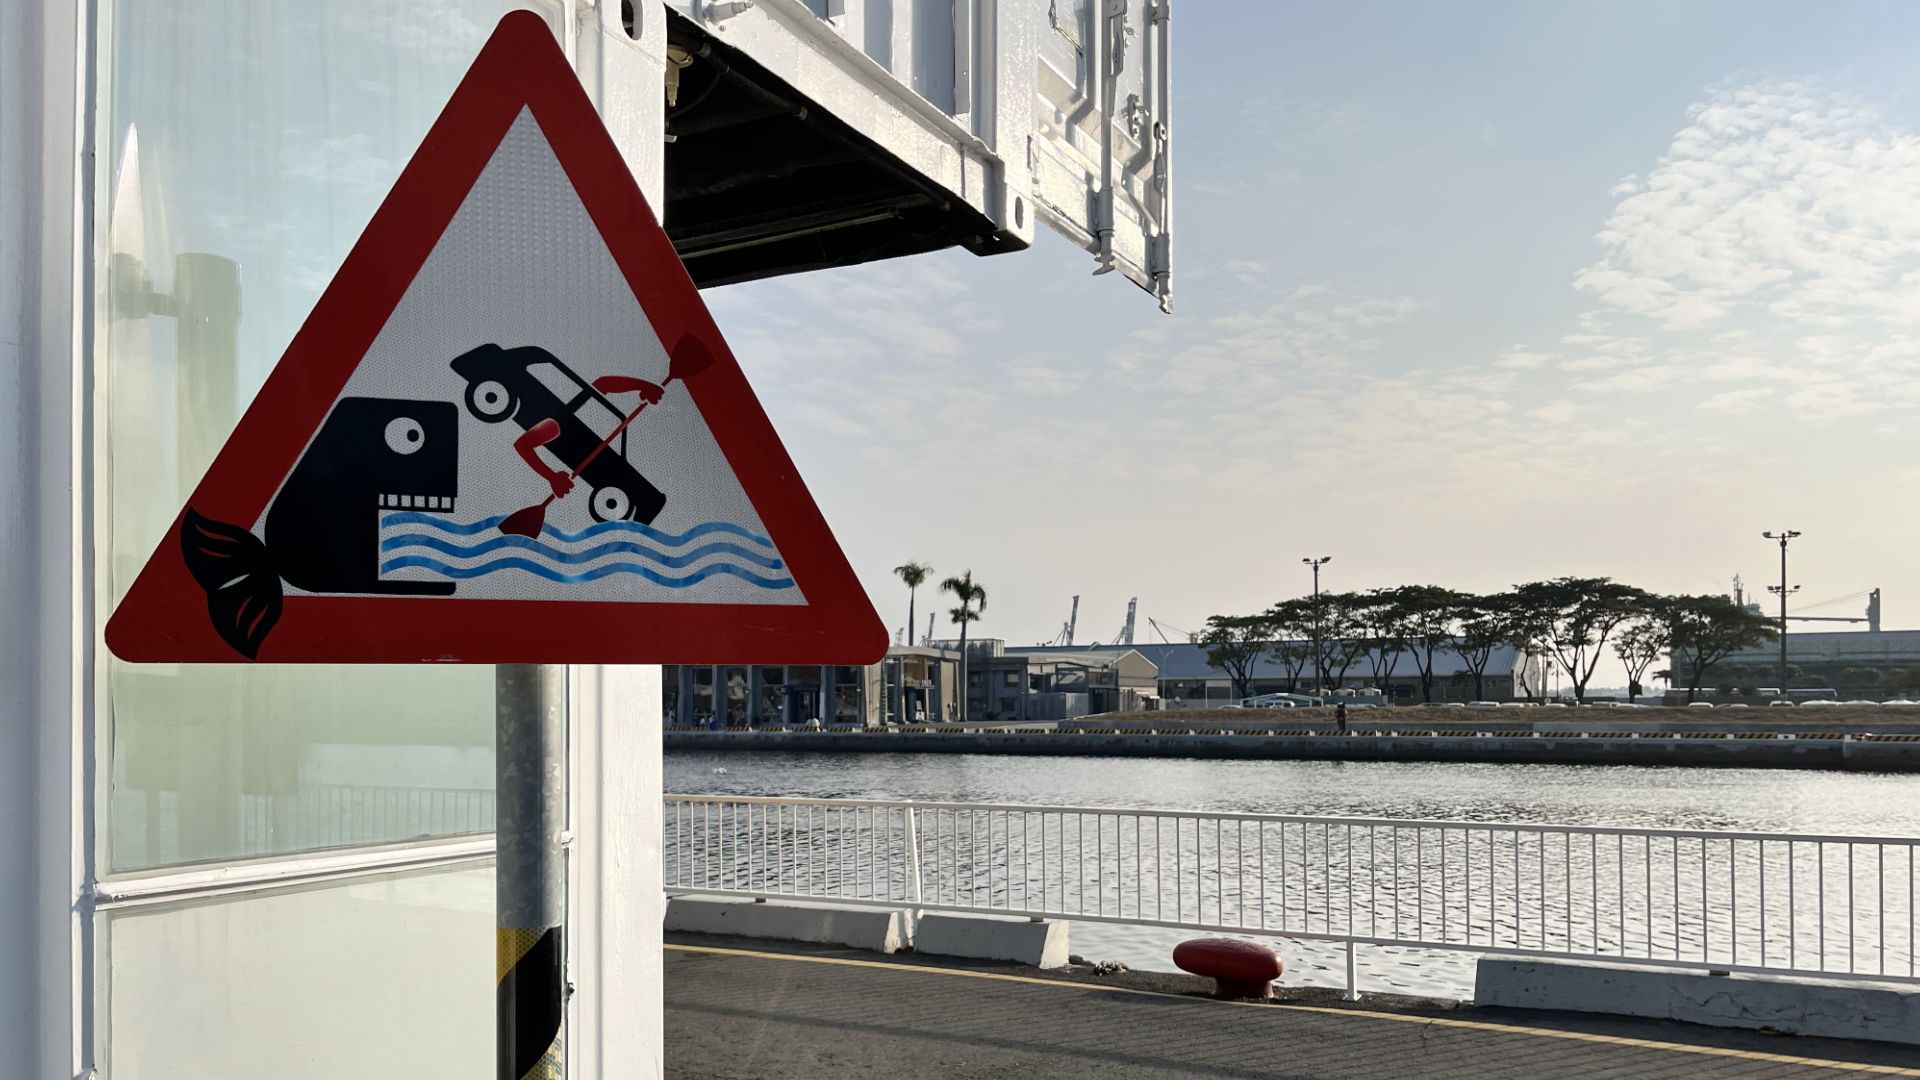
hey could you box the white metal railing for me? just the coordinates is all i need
[664,795,1920,997]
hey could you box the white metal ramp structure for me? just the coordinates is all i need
[658,0,1174,308]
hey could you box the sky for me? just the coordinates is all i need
[704,1,1920,651]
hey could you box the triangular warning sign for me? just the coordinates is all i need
[105,12,886,666]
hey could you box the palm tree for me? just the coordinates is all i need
[893,561,932,646]
[941,571,987,722]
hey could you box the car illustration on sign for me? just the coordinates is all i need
[451,343,668,525]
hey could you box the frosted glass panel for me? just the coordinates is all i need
[99,1,556,869]
[104,864,491,1079]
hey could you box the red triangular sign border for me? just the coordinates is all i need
[105,10,886,665]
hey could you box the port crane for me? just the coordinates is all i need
[1049,596,1080,646]
[1736,576,1882,632]
[1148,617,1198,644]
[1791,588,1881,631]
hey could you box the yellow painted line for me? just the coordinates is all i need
[666,943,1920,1076]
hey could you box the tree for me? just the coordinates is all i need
[1356,588,1412,696]
[1386,585,1463,703]
[1307,591,1369,690]
[1881,665,1920,697]
[1201,614,1276,700]
[893,561,932,646]
[1668,594,1777,703]
[1449,594,1508,702]
[1509,577,1650,702]
[1270,640,1313,692]
[1267,599,1314,691]
[1840,667,1880,694]
[1611,601,1674,703]
[1489,589,1554,701]
[941,571,987,721]
[1514,644,1552,702]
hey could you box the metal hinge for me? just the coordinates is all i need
[1108,0,1133,75]
[700,0,754,23]
[1152,120,1169,192]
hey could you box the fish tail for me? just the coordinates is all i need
[179,508,284,659]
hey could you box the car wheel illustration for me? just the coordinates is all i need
[589,484,634,522]
[465,379,516,422]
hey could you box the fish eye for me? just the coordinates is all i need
[384,416,425,455]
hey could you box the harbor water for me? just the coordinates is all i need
[666,750,1920,997]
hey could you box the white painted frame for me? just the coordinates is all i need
[1,0,90,1075]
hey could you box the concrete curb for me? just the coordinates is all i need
[913,913,1070,969]
[1475,957,1920,1045]
[664,896,906,953]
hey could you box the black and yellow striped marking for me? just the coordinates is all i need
[498,926,563,1080]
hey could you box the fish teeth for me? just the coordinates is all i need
[379,494,454,510]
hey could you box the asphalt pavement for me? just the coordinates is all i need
[665,937,1920,1080]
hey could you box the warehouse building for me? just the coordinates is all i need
[1018,640,1547,705]
[953,641,1162,720]
[665,642,1158,726]
[1715,628,1920,697]
[664,645,959,728]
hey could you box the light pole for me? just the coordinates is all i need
[1304,556,1331,696]
[1763,530,1801,695]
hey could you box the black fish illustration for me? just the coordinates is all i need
[180,396,461,658]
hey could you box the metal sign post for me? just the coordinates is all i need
[496,664,567,1080]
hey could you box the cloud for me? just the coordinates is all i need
[1784,379,1885,419]
[1574,80,1920,331]
[1495,348,1551,370]
[1493,77,1920,428]
[1006,364,1077,397]
[1530,400,1577,424]
[1573,364,1683,394]
[1697,387,1773,414]
[1698,355,1801,382]
[1558,355,1636,372]
[1109,273,1424,398]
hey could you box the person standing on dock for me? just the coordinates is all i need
[1335,702,1348,734]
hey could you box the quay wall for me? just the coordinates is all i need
[663,730,1920,770]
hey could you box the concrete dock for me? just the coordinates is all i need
[665,935,1920,1079]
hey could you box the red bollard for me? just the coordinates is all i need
[1172,938,1285,999]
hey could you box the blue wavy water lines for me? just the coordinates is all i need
[379,511,773,549]
[380,532,787,571]
[379,554,797,589]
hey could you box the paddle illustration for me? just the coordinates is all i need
[498,335,713,537]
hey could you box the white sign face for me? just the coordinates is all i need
[277,111,802,607]
[105,14,883,664]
